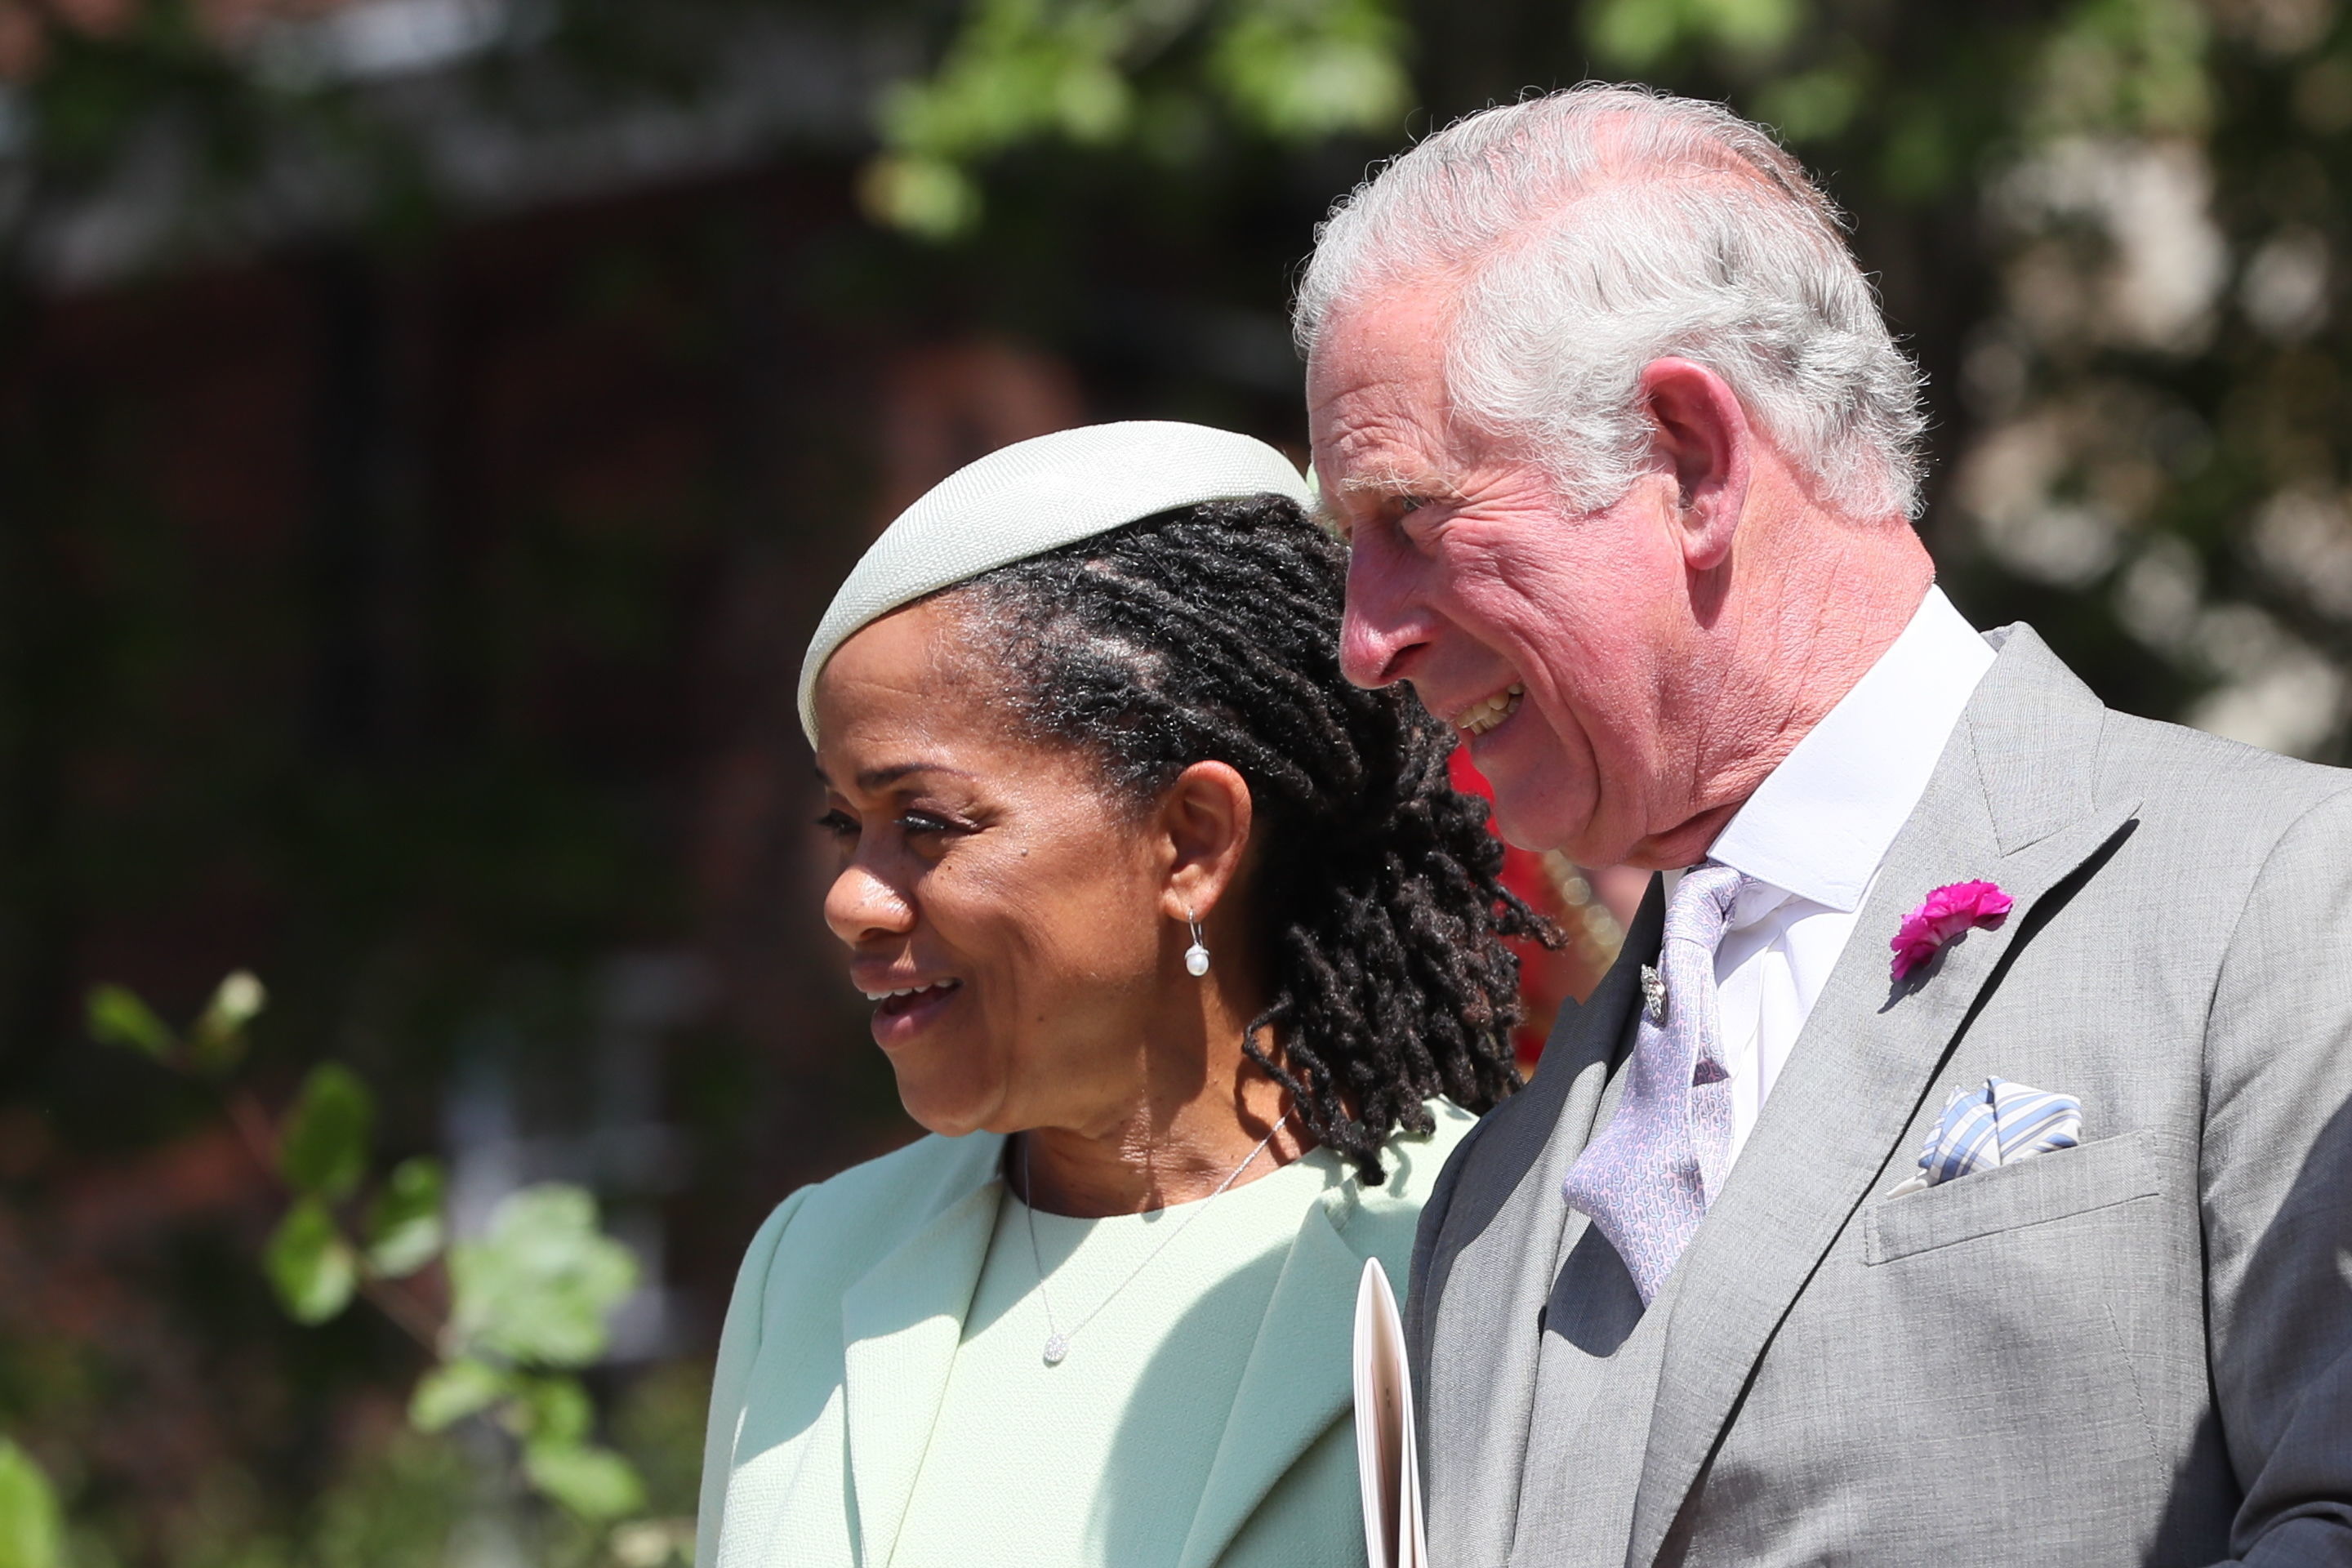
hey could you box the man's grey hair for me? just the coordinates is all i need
[1294,85,1927,520]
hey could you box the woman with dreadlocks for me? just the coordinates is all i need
[696,423,1548,1568]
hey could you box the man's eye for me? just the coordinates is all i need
[1396,494,1429,516]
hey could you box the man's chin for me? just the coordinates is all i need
[1469,724,1611,857]
[1483,781,1600,860]
[1623,803,1742,871]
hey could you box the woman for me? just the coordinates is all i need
[697,421,1547,1568]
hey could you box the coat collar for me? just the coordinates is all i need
[1624,624,2138,1568]
[1177,1183,1370,1568]
[839,1133,1007,1568]
[835,1130,1393,1568]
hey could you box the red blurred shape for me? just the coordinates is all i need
[1447,749,1630,1073]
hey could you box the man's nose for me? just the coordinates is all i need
[1339,541,1426,689]
[823,862,914,947]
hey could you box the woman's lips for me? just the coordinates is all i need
[865,978,961,1049]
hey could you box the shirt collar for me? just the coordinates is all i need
[1704,586,1994,913]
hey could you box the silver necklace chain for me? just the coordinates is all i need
[1020,1112,1292,1367]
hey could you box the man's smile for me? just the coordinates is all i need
[1452,682,1526,737]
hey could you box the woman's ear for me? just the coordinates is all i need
[1158,760,1254,924]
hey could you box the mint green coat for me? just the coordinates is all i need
[693,1102,1473,1568]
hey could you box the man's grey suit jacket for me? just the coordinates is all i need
[1407,625,2352,1566]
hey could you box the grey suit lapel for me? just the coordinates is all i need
[1418,880,1663,1567]
[1624,626,2140,1568]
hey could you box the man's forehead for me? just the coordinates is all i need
[1307,342,1432,430]
[1316,402,1442,466]
[1308,283,1459,438]
[1308,377,1466,496]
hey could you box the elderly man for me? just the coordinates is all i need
[1301,86,2352,1566]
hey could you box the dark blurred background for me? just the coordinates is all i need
[2,0,2345,1561]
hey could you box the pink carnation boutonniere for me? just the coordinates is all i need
[1890,880,2015,981]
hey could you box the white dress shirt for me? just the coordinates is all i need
[1680,586,1995,1168]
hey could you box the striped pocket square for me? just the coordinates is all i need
[1886,1076,2082,1198]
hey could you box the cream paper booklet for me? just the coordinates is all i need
[1352,1258,1431,1568]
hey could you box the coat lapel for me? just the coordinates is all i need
[1415,880,1662,1568]
[1175,1188,1369,1568]
[1624,626,2139,1567]
[840,1135,1006,1568]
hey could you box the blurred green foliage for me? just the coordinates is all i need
[0,1441,61,1568]
[447,1187,639,1368]
[265,1195,360,1326]
[102,1374,702,1568]
[277,1066,371,1205]
[364,1159,446,1280]
[87,977,661,1549]
[865,0,1410,234]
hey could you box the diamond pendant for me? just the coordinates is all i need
[1042,1334,1069,1366]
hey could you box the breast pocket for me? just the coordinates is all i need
[1864,1128,2169,1265]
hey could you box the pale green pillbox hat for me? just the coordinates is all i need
[797,421,1315,746]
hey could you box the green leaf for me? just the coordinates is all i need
[86,983,175,1062]
[523,1441,644,1521]
[265,1197,358,1325]
[506,1374,593,1446]
[1588,0,1690,69]
[187,969,266,1076]
[365,1157,445,1278]
[278,1063,372,1200]
[1689,0,1803,57]
[447,1184,638,1367]
[857,154,982,240]
[408,1357,509,1432]
[1754,63,1868,145]
[1049,56,1130,144]
[0,1440,62,1568]
[1212,0,1410,140]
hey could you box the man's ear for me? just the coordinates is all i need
[1641,357,1750,573]
[1158,761,1254,925]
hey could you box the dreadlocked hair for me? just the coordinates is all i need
[947,492,1557,1186]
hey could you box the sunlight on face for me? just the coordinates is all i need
[1307,286,1686,864]
[811,598,1173,1139]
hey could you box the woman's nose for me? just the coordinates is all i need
[824,863,915,946]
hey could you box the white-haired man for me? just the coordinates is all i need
[1303,85,2352,1566]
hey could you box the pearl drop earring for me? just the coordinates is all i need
[1183,904,1211,978]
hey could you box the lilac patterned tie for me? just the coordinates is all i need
[1561,862,1753,1304]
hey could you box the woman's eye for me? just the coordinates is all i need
[815,809,859,840]
[897,810,957,837]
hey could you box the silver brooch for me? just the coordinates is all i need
[1640,964,1667,1026]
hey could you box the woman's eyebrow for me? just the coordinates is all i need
[819,762,976,791]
